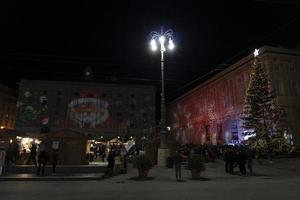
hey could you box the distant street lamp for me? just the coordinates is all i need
[150,28,175,149]
[149,28,175,166]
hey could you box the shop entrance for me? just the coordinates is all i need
[86,137,135,165]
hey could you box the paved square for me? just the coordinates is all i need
[1,158,300,200]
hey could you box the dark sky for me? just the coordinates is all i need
[0,0,299,100]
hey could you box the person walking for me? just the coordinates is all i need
[174,150,183,181]
[0,146,6,175]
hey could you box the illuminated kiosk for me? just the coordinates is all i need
[46,129,88,165]
[149,28,175,166]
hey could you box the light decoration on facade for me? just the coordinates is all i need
[243,129,256,140]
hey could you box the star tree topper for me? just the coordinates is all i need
[254,49,259,57]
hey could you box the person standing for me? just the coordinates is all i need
[224,146,230,173]
[37,145,49,176]
[51,149,59,174]
[247,148,253,174]
[237,147,247,175]
[106,150,115,177]
[228,146,236,175]
[174,150,183,181]
[12,141,19,165]
[0,146,6,175]
[27,143,37,165]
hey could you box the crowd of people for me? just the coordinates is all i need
[175,144,257,176]
[0,140,58,176]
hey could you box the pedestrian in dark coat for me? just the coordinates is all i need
[228,147,236,175]
[27,143,37,165]
[174,151,183,181]
[106,151,115,177]
[224,146,230,173]
[247,148,253,174]
[37,148,49,176]
[51,149,59,174]
[237,147,247,175]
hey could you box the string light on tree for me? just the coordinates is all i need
[242,48,291,152]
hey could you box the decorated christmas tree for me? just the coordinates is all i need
[242,49,291,152]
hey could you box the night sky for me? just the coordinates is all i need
[0,0,299,101]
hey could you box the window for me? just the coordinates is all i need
[274,80,284,96]
[290,80,299,96]
[288,64,295,73]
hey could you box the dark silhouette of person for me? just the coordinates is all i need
[246,148,253,174]
[237,147,247,175]
[12,141,19,164]
[228,146,236,175]
[174,150,183,181]
[51,149,59,174]
[37,148,49,176]
[106,151,115,177]
[224,146,230,173]
[27,143,37,165]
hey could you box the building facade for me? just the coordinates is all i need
[169,46,300,148]
[0,84,17,130]
[16,80,156,139]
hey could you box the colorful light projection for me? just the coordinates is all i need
[67,91,110,129]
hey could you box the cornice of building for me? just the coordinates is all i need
[18,79,157,92]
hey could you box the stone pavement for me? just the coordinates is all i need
[1,157,300,181]
[1,158,300,200]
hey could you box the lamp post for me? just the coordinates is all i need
[150,28,175,166]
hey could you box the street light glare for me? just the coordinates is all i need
[150,39,157,51]
[159,36,165,44]
[168,38,174,50]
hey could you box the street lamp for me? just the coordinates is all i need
[149,28,175,166]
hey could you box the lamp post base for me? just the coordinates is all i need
[157,148,171,167]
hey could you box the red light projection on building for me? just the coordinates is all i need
[170,70,251,145]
